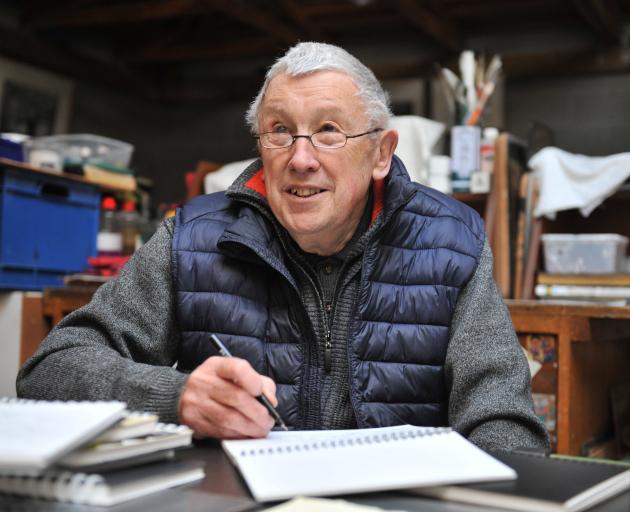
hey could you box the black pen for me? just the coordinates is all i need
[209,334,289,431]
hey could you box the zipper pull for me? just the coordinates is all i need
[324,330,332,372]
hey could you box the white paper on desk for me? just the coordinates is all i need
[264,496,406,512]
[222,425,516,503]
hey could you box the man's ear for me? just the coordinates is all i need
[372,128,398,180]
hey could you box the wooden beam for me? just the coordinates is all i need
[395,0,460,51]
[279,0,325,41]
[503,45,630,78]
[370,59,435,81]
[31,0,200,28]
[21,0,102,24]
[137,37,279,62]
[0,25,146,94]
[572,0,621,42]
[208,0,299,46]
[148,74,263,102]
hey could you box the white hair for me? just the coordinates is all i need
[245,42,392,134]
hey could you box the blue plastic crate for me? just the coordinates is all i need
[0,137,24,162]
[0,167,100,289]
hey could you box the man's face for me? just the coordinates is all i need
[258,71,394,256]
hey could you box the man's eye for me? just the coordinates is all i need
[272,126,288,133]
[319,124,339,133]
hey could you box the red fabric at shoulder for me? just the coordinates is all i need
[244,167,267,197]
[371,178,385,224]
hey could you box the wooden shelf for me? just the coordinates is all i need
[452,192,489,203]
[507,300,630,455]
[0,157,131,193]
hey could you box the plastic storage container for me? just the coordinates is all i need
[0,134,27,162]
[24,134,134,170]
[542,233,629,274]
[0,167,100,289]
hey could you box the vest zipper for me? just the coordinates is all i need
[324,329,332,372]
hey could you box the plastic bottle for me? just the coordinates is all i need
[120,200,141,256]
[480,127,499,175]
[97,196,123,256]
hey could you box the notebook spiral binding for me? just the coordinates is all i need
[0,471,108,505]
[0,397,123,407]
[239,426,452,457]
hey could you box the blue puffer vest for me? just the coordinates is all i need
[172,156,485,429]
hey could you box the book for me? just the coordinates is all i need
[414,450,630,512]
[0,460,204,506]
[57,422,193,470]
[221,425,516,502]
[94,411,159,442]
[538,273,630,287]
[0,399,126,476]
[83,163,137,191]
[535,284,630,300]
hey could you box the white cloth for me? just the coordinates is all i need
[529,147,630,219]
[204,158,256,194]
[389,115,445,184]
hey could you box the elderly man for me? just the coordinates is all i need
[18,42,548,450]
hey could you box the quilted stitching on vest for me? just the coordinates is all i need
[172,158,484,428]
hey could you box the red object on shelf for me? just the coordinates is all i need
[101,196,117,210]
[86,255,130,276]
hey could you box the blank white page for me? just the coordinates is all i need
[0,399,126,475]
[222,425,517,502]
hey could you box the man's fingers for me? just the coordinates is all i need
[260,376,278,407]
[178,356,277,439]
[196,398,272,439]
[211,357,266,397]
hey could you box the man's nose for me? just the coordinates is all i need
[288,136,320,172]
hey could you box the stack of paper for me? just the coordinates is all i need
[0,399,203,506]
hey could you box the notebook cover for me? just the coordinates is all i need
[416,450,630,512]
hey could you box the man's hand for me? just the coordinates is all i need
[178,356,278,439]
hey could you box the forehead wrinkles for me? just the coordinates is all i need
[260,72,366,121]
[267,72,358,98]
[260,102,346,122]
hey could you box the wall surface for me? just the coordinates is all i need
[506,72,630,157]
[70,84,256,205]
[0,292,22,397]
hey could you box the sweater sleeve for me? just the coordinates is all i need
[445,237,550,451]
[16,217,187,423]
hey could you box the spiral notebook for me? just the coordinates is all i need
[0,398,127,476]
[0,460,205,506]
[221,425,517,502]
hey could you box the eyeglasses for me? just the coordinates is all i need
[254,128,383,149]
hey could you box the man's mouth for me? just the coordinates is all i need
[288,187,324,198]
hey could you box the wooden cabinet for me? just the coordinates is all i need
[17,287,97,367]
[507,300,630,455]
[0,291,49,397]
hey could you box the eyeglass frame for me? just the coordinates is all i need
[253,127,383,149]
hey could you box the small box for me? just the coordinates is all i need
[542,233,628,274]
[450,126,480,192]
[0,167,100,289]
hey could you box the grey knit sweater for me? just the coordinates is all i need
[17,207,549,451]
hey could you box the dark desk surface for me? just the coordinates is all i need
[2,442,630,512]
